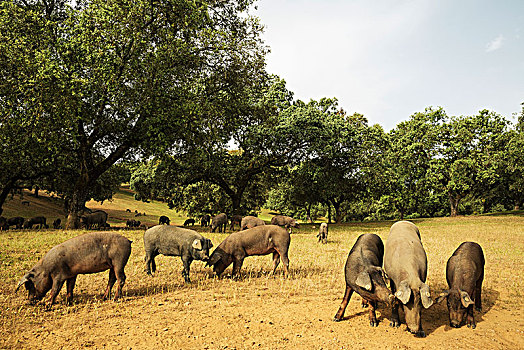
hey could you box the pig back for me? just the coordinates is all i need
[144,225,202,255]
[446,242,485,289]
[384,221,428,283]
[348,233,384,267]
[219,225,289,254]
[41,232,131,274]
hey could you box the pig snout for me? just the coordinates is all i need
[450,320,461,328]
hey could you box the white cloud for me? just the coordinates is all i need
[486,34,505,52]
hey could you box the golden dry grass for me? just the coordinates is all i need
[0,216,523,349]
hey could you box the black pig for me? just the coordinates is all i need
[207,225,290,277]
[436,242,485,329]
[16,232,132,306]
[334,233,395,326]
[144,225,213,283]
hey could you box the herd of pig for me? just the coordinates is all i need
[14,220,484,338]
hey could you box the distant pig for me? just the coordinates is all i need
[159,215,170,225]
[270,215,299,233]
[15,232,132,306]
[144,225,213,283]
[7,216,24,229]
[240,216,265,230]
[384,221,433,337]
[317,223,328,244]
[207,225,290,277]
[211,213,228,233]
[436,242,485,329]
[23,216,47,229]
[334,233,395,326]
[183,218,195,226]
[229,215,242,231]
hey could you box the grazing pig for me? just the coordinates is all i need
[384,221,433,337]
[80,210,108,229]
[143,225,213,283]
[183,218,195,226]
[270,215,299,233]
[207,225,290,277]
[200,214,211,227]
[334,233,396,326]
[211,213,228,233]
[7,216,24,229]
[436,242,485,329]
[317,223,328,244]
[52,218,62,229]
[229,215,242,231]
[15,232,132,306]
[159,215,170,225]
[126,219,141,228]
[240,216,265,230]
[23,216,47,229]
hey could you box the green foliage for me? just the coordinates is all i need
[0,0,268,225]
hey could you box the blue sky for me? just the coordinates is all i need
[254,0,524,130]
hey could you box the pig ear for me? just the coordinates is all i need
[192,239,203,250]
[460,290,474,308]
[435,290,450,304]
[355,272,372,291]
[420,283,433,309]
[15,272,33,292]
[395,280,411,304]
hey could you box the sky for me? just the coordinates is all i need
[254,0,524,130]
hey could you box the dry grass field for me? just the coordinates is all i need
[1,215,523,349]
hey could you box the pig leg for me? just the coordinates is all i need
[275,249,290,277]
[103,269,116,300]
[181,256,193,283]
[145,252,153,275]
[475,273,483,311]
[466,305,476,329]
[333,285,354,321]
[361,299,369,308]
[65,276,77,305]
[368,300,378,327]
[113,267,127,301]
[389,282,401,327]
[47,278,65,306]
[232,257,244,277]
[271,252,280,274]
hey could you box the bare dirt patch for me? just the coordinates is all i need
[1,216,523,349]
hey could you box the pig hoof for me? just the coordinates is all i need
[362,304,368,308]
[370,320,378,327]
[390,320,400,328]
[414,330,426,338]
[333,317,341,322]
[475,306,482,312]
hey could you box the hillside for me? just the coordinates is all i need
[1,186,186,227]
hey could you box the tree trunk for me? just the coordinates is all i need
[230,194,242,216]
[326,203,332,224]
[65,173,90,229]
[449,194,461,217]
[0,178,16,216]
[34,186,39,197]
[306,202,313,223]
[514,201,521,211]
[332,201,342,224]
